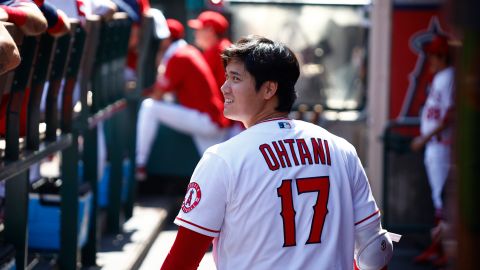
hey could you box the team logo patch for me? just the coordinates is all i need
[181,182,202,213]
[278,122,291,129]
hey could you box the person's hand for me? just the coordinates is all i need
[0,8,8,21]
[47,9,70,37]
[410,136,427,152]
[0,23,21,75]
[93,0,117,20]
[9,2,48,35]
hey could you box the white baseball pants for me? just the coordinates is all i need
[135,98,227,167]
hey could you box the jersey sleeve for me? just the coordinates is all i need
[443,72,455,110]
[175,152,230,237]
[159,56,184,93]
[348,146,380,230]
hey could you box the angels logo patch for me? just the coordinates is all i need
[182,182,202,213]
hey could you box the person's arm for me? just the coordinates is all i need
[349,144,393,269]
[0,22,20,75]
[354,218,392,270]
[1,1,47,35]
[148,55,181,100]
[410,106,454,151]
[161,226,214,270]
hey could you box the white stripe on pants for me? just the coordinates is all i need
[136,98,226,166]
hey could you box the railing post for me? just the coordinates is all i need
[4,172,29,269]
[59,131,79,269]
[106,114,124,234]
[80,126,99,266]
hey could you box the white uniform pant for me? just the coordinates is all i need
[424,143,451,211]
[136,98,227,167]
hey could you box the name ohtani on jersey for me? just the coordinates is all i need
[259,137,332,171]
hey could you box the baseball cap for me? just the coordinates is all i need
[147,8,170,39]
[166,19,185,40]
[187,11,229,35]
[423,34,449,55]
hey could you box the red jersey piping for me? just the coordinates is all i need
[176,217,221,233]
[354,210,380,226]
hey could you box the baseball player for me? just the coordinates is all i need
[411,34,454,266]
[188,11,245,138]
[188,11,232,98]
[135,18,229,180]
[161,35,393,270]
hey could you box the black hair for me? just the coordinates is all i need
[221,35,300,112]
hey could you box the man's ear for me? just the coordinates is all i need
[262,81,278,100]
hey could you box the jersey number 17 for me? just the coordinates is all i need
[277,176,330,247]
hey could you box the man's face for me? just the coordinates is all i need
[193,27,215,50]
[427,53,444,74]
[221,59,266,127]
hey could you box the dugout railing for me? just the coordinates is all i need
[0,12,141,269]
[0,20,83,269]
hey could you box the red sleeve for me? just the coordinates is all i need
[160,226,214,270]
[161,56,185,93]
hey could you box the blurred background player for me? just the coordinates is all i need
[135,18,229,180]
[48,0,118,23]
[188,10,244,138]
[188,11,231,98]
[161,35,393,270]
[110,0,151,81]
[410,33,455,267]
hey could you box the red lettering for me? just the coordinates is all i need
[272,141,292,168]
[283,139,299,166]
[311,138,326,165]
[185,190,193,207]
[324,140,331,166]
[259,144,280,171]
[296,139,313,165]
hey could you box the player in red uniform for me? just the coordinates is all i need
[188,11,244,137]
[135,19,229,180]
[188,11,231,96]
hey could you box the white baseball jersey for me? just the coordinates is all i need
[420,66,454,210]
[420,66,454,145]
[175,118,380,270]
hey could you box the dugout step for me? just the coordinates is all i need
[26,196,174,270]
[88,196,174,270]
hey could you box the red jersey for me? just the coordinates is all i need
[159,44,229,128]
[203,38,231,92]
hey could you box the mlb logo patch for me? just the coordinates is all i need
[278,122,291,129]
